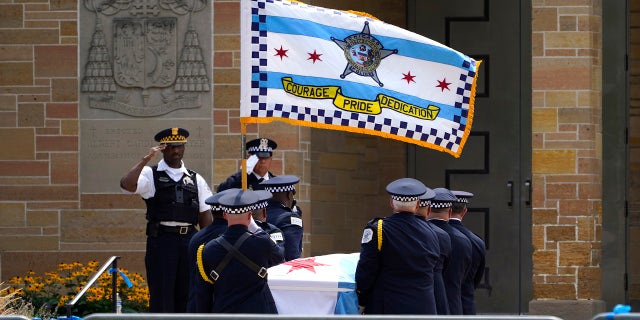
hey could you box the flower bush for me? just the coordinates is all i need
[3,261,149,317]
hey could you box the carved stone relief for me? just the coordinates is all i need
[80,0,211,117]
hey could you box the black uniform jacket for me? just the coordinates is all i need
[355,211,440,315]
[192,224,284,313]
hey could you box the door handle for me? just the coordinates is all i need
[525,179,532,206]
[507,180,513,207]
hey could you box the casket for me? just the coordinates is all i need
[268,253,360,315]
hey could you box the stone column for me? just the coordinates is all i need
[529,1,605,319]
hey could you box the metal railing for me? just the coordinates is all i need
[65,256,120,317]
[84,314,565,320]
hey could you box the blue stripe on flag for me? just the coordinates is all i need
[263,15,474,70]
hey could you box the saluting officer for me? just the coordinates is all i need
[417,190,451,315]
[428,188,472,315]
[258,175,303,261]
[355,178,440,315]
[449,190,486,315]
[119,127,213,313]
[217,138,277,191]
[193,189,284,313]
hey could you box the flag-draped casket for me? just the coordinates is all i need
[268,253,360,314]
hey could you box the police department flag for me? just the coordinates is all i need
[240,0,481,158]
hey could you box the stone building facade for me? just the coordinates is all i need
[0,0,637,319]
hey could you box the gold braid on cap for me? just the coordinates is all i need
[197,244,214,284]
[159,135,187,144]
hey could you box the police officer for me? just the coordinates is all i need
[217,138,277,191]
[252,190,286,253]
[427,188,472,315]
[417,190,451,315]
[449,190,486,315]
[355,178,440,315]
[193,189,284,313]
[258,175,303,261]
[119,127,213,313]
[186,189,233,312]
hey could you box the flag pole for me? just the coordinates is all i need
[241,123,247,190]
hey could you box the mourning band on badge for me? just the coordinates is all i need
[290,216,302,227]
[361,228,373,244]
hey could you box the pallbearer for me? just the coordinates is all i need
[355,178,439,315]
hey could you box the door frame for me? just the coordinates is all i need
[405,0,532,313]
[601,0,629,310]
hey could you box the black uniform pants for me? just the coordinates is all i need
[145,229,195,312]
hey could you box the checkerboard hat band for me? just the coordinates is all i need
[221,204,258,214]
[420,199,432,207]
[430,201,452,208]
[254,200,269,210]
[390,194,421,202]
[263,184,296,193]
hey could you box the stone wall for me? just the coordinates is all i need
[530,0,604,317]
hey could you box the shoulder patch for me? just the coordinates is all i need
[270,232,284,242]
[290,216,303,227]
[361,228,374,244]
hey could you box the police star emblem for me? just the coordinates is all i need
[331,21,397,87]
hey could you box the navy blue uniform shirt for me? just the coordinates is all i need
[186,217,227,312]
[429,219,472,315]
[426,218,452,315]
[255,219,286,254]
[265,200,303,261]
[449,219,486,315]
[192,224,284,313]
[355,211,440,315]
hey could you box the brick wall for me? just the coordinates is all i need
[531,0,603,300]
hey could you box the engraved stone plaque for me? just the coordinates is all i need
[79,0,213,192]
[81,120,212,193]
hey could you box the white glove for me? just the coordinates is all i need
[246,154,258,174]
[248,216,262,233]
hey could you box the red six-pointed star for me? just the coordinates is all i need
[436,78,451,92]
[402,71,416,84]
[307,49,323,63]
[284,257,329,273]
[274,45,289,60]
